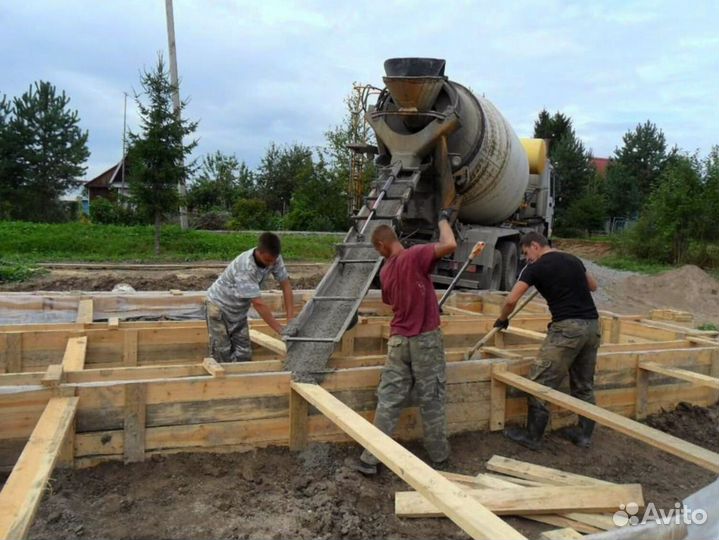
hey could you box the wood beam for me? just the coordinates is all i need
[539,528,583,540]
[639,361,719,390]
[290,381,526,540]
[395,483,644,517]
[494,371,719,473]
[123,330,138,367]
[61,337,87,373]
[486,455,613,487]
[75,299,93,325]
[0,396,79,540]
[202,357,226,378]
[123,383,146,463]
[288,386,309,451]
[490,363,507,431]
[249,329,287,357]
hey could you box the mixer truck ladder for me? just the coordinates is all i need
[284,164,422,379]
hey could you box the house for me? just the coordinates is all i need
[84,156,130,202]
[592,157,610,177]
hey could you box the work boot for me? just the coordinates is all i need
[503,406,549,451]
[354,458,378,476]
[559,417,595,448]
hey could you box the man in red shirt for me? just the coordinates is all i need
[357,214,458,475]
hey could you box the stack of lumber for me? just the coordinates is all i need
[395,455,644,537]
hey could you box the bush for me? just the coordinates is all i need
[89,197,143,225]
[228,199,275,230]
[190,209,230,230]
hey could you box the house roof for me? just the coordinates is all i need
[592,157,611,176]
[84,156,127,188]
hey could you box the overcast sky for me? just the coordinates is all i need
[2,0,717,180]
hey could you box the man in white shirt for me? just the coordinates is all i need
[206,232,294,362]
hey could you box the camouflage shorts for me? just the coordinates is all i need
[205,300,252,362]
[361,328,449,464]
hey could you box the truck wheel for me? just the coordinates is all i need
[499,242,518,291]
[490,249,502,290]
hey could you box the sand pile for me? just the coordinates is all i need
[616,265,719,323]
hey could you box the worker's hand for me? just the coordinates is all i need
[439,195,462,223]
[493,318,509,330]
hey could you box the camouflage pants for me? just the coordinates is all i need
[528,318,601,414]
[361,328,449,465]
[205,300,252,362]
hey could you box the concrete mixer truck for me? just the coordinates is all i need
[362,57,555,291]
[283,57,555,374]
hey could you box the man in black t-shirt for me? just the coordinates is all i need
[494,232,600,450]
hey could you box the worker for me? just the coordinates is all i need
[356,206,459,475]
[205,232,294,362]
[496,231,600,450]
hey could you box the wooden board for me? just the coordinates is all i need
[395,483,644,517]
[249,330,286,357]
[486,455,613,486]
[639,361,719,390]
[0,397,79,540]
[75,299,93,324]
[540,528,583,540]
[62,337,87,373]
[202,357,226,378]
[290,382,525,540]
[494,371,719,473]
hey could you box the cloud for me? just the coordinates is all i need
[1,0,717,179]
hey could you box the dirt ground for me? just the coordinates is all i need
[23,403,718,540]
[0,263,330,293]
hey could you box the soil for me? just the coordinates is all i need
[23,403,718,540]
[0,264,329,293]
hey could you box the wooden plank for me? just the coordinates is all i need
[290,381,526,540]
[5,334,22,373]
[123,330,138,367]
[486,456,613,486]
[494,371,719,473]
[540,527,583,540]
[490,362,507,431]
[40,364,63,387]
[640,361,719,390]
[531,516,601,535]
[202,357,226,378]
[108,317,119,329]
[249,329,286,357]
[0,396,79,540]
[610,316,621,344]
[123,384,146,463]
[395,483,643,517]
[288,387,309,451]
[635,366,649,420]
[61,336,87,372]
[75,299,93,324]
[504,327,547,341]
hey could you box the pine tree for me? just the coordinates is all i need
[0,82,89,221]
[127,54,197,254]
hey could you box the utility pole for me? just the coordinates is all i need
[121,91,128,191]
[165,0,189,229]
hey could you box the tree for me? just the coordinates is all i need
[187,151,254,212]
[0,82,89,221]
[533,109,573,155]
[606,121,668,218]
[630,155,703,264]
[285,156,348,231]
[255,143,314,215]
[127,54,197,254]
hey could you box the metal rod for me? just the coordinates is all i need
[465,289,540,359]
[357,171,397,238]
[438,242,486,309]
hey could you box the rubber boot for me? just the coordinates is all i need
[559,417,595,448]
[503,406,549,451]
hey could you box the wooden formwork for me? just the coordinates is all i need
[0,290,717,540]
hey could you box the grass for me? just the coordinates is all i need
[595,255,672,275]
[0,221,341,263]
[0,259,48,283]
